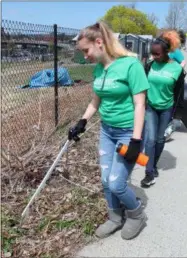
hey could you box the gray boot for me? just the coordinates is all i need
[121,202,147,240]
[95,209,123,238]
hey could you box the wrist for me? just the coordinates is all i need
[80,118,87,127]
[81,117,87,122]
[131,138,142,143]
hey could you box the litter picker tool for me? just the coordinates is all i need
[21,118,100,220]
[21,139,70,219]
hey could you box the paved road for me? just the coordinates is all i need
[77,51,187,258]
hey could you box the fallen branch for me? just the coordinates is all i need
[1,147,24,170]
[59,173,99,193]
[65,161,99,167]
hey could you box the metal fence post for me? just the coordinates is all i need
[124,35,127,48]
[54,24,58,126]
[137,36,140,57]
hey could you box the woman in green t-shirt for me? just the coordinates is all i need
[68,21,150,240]
[141,31,182,188]
[164,30,186,141]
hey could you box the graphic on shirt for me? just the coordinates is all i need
[94,78,118,89]
[149,68,175,80]
[147,61,182,110]
[92,56,150,128]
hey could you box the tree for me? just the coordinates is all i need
[102,5,157,36]
[126,1,137,9]
[165,2,187,30]
[147,13,159,26]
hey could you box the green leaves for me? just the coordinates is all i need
[102,5,157,36]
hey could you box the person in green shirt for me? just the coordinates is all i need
[164,30,186,141]
[141,31,182,188]
[68,21,150,240]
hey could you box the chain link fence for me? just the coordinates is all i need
[1,20,152,159]
[1,20,94,158]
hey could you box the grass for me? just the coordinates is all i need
[55,220,77,231]
[37,217,51,232]
[82,221,95,236]
[1,60,53,71]
[1,62,94,90]
[67,64,95,82]
[2,60,95,83]
[1,62,94,118]
[40,255,54,258]
[1,207,25,255]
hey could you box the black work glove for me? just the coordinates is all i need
[124,138,142,163]
[68,119,87,141]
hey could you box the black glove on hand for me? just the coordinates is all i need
[124,138,141,163]
[68,119,87,141]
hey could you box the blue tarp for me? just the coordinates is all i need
[19,67,74,88]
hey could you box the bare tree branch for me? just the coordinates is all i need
[125,1,137,10]
[147,13,159,26]
[165,2,187,30]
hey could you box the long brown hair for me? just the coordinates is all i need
[77,21,135,58]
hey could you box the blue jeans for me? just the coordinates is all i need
[99,122,139,211]
[144,105,173,175]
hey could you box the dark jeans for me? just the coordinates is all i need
[144,105,173,175]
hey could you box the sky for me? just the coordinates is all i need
[2,2,170,30]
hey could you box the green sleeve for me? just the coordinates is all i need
[128,61,150,95]
[173,65,182,81]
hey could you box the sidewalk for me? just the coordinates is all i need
[77,52,187,258]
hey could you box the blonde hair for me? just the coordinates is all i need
[161,30,181,52]
[77,21,134,58]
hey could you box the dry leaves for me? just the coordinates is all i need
[1,117,107,258]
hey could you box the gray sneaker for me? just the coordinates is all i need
[164,123,175,142]
[165,119,183,142]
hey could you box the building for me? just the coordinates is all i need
[120,34,153,60]
[72,32,153,61]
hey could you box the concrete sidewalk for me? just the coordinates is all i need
[77,51,187,258]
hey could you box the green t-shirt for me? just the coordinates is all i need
[147,61,182,110]
[93,56,150,128]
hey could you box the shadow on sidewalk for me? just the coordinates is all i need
[128,182,149,209]
[157,150,177,170]
[177,123,187,133]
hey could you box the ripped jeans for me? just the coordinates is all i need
[99,122,139,211]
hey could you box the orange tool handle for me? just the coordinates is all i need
[117,144,149,166]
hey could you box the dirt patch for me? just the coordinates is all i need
[1,115,107,258]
